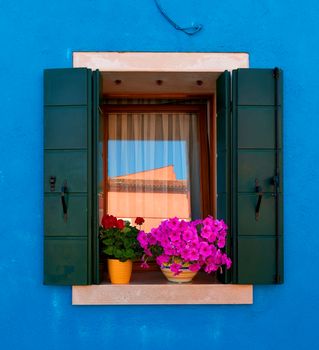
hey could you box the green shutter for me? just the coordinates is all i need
[232,68,283,284]
[216,71,232,283]
[44,68,94,285]
[92,70,102,284]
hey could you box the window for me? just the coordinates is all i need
[43,53,283,304]
[100,103,212,230]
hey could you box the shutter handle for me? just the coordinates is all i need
[61,180,68,222]
[255,179,263,221]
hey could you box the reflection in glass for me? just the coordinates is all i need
[99,112,201,232]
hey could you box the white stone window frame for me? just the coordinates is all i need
[72,52,252,305]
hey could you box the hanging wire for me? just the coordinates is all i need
[154,0,202,36]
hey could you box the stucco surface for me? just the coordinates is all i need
[0,1,318,349]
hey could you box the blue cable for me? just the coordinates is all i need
[154,0,202,35]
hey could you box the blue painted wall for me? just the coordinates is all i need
[0,1,318,349]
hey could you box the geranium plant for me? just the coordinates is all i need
[137,216,232,275]
[99,214,144,262]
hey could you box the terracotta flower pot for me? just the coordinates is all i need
[160,264,198,283]
[107,259,133,284]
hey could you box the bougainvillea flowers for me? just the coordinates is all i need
[138,216,232,275]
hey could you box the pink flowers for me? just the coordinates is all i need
[138,216,231,275]
[170,263,182,274]
[199,242,212,258]
[156,254,170,266]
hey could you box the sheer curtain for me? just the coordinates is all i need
[101,112,201,232]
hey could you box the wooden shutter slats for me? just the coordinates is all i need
[44,68,92,285]
[232,68,284,284]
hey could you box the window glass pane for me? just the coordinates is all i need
[100,112,201,232]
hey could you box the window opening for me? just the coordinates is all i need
[98,98,218,283]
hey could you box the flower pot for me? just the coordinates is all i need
[160,265,198,283]
[107,259,133,284]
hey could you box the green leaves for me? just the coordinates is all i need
[124,249,134,259]
[99,221,143,262]
[122,227,131,234]
[102,238,113,246]
[103,246,114,256]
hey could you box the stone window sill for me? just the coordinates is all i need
[72,271,253,305]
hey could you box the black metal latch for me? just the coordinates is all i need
[61,180,68,222]
[255,179,263,221]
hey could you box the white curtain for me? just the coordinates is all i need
[101,112,201,232]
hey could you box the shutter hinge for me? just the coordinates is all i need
[272,175,279,187]
[273,67,280,79]
[274,274,282,284]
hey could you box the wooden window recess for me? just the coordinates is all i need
[100,99,217,278]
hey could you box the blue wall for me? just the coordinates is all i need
[1,1,318,349]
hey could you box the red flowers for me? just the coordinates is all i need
[135,217,145,226]
[101,214,125,230]
[101,215,144,229]
[117,219,125,229]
